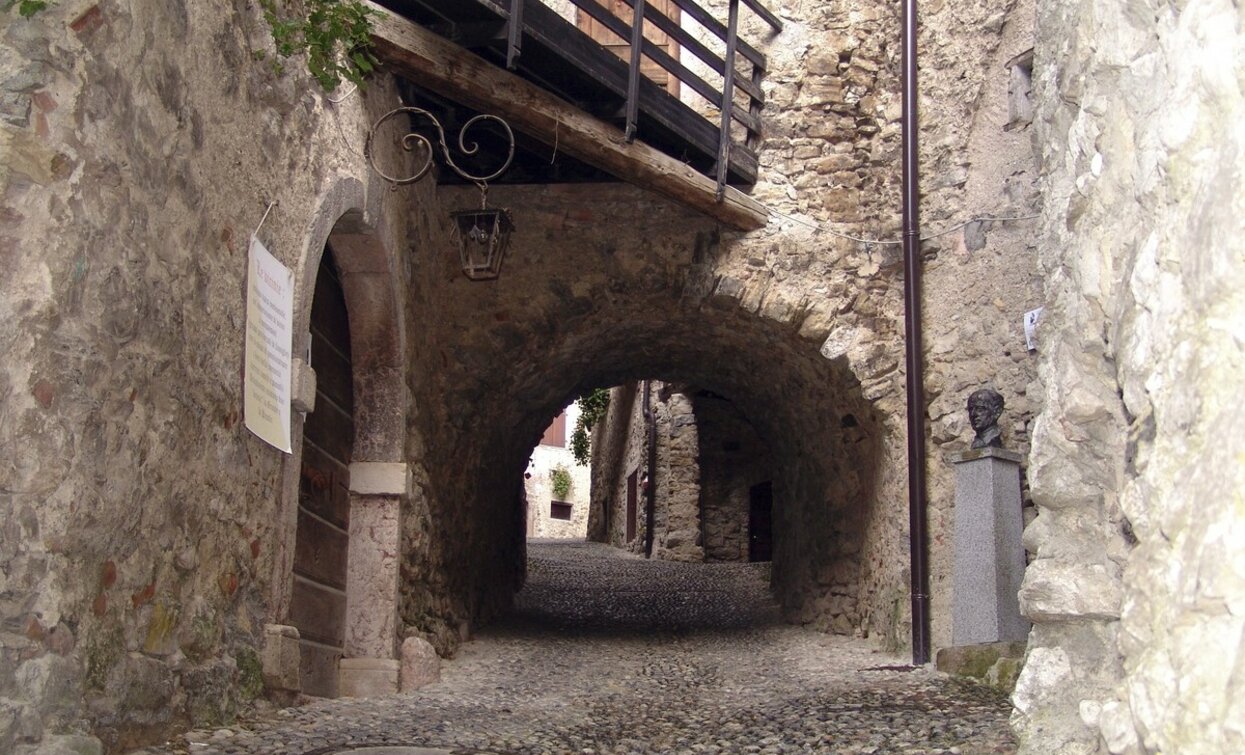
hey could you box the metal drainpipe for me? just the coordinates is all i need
[901,0,931,666]
[643,380,656,559]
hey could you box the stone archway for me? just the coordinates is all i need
[400,290,895,649]
[270,180,408,698]
[382,184,925,656]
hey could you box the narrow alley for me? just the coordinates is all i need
[135,542,1015,755]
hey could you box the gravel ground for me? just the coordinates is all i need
[135,540,1016,755]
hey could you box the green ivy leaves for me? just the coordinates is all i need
[4,1,50,18]
[258,0,378,92]
[4,1,376,94]
[570,388,610,466]
[550,465,572,500]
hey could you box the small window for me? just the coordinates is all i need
[550,501,573,520]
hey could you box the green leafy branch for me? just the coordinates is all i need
[550,465,572,500]
[569,388,610,466]
[5,1,375,93]
[258,0,378,92]
[4,1,50,17]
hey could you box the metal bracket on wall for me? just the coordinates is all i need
[363,106,516,188]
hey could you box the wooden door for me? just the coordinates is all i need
[578,0,681,95]
[748,481,773,562]
[626,470,639,542]
[292,249,353,698]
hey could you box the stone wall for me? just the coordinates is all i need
[694,392,772,563]
[588,381,696,558]
[674,0,1043,649]
[651,387,705,562]
[588,382,647,551]
[588,385,772,565]
[0,0,1050,748]
[1014,0,1245,751]
[525,404,591,540]
[0,2,434,749]
[916,0,1043,650]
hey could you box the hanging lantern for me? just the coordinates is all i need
[451,201,514,281]
[365,106,517,281]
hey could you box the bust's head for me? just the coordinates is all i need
[967,388,1005,433]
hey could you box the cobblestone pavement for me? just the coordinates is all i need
[137,540,1016,755]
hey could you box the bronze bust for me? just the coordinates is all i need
[967,388,1005,449]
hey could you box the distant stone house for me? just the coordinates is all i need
[525,404,591,539]
[588,381,775,564]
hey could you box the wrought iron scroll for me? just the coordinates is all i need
[364,107,516,187]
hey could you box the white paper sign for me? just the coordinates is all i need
[244,235,294,453]
[1024,307,1043,352]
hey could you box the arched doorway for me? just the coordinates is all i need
[271,190,409,699]
[290,247,355,697]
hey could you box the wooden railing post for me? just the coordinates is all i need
[747,61,764,152]
[625,0,648,142]
[716,0,739,201]
[507,0,525,69]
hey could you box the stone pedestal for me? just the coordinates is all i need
[339,658,400,697]
[950,447,1030,645]
[261,624,301,693]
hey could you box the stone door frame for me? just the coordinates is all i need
[270,178,409,696]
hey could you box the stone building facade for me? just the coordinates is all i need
[524,405,591,540]
[695,390,773,563]
[586,382,774,565]
[0,0,1239,754]
[587,381,708,562]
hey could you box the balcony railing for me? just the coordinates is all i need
[378,0,782,196]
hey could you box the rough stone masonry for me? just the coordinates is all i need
[1,0,1240,753]
[1014,0,1245,751]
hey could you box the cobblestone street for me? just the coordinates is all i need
[139,541,1016,755]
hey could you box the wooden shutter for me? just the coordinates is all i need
[541,411,567,447]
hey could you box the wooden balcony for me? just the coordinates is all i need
[367,0,782,230]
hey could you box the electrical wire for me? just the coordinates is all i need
[326,82,360,104]
[764,205,1039,245]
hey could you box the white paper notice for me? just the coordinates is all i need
[1024,307,1043,352]
[244,235,294,453]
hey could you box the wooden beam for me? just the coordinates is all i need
[365,2,769,232]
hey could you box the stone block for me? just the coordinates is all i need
[15,655,80,721]
[107,653,172,715]
[400,637,441,692]
[181,657,238,727]
[348,463,408,496]
[1019,560,1122,622]
[339,658,399,698]
[949,448,1030,645]
[290,358,316,414]
[261,624,300,693]
[1011,646,1074,720]
[988,655,1024,692]
[936,641,1026,692]
[0,698,23,752]
[22,734,103,755]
